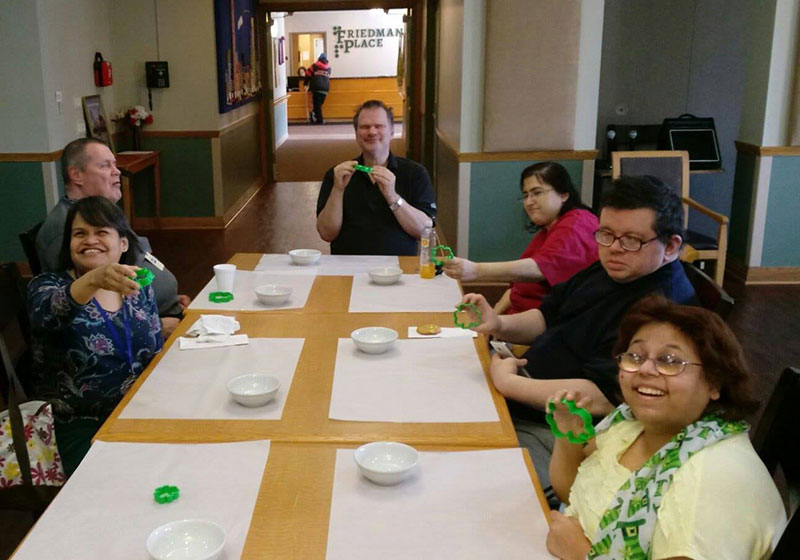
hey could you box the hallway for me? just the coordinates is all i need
[274,123,405,182]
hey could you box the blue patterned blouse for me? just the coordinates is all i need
[28,272,163,423]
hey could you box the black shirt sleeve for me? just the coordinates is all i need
[406,164,437,222]
[316,167,336,216]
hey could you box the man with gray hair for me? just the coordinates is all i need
[35,137,187,336]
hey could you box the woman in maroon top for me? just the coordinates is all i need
[444,162,598,314]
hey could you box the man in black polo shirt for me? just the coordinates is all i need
[316,100,436,255]
[461,176,697,498]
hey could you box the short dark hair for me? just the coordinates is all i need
[600,175,684,244]
[520,161,591,231]
[613,295,760,421]
[58,196,140,270]
[61,138,107,185]
[353,100,394,129]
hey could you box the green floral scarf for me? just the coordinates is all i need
[587,404,748,560]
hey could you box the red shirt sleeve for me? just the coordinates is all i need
[530,209,599,286]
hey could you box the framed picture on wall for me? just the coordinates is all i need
[213,0,263,113]
[81,95,115,152]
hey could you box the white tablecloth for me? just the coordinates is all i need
[255,253,399,276]
[326,448,553,559]
[120,338,304,419]
[328,337,498,423]
[348,273,463,312]
[13,440,271,560]
[188,270,316,311]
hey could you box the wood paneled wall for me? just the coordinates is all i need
[287,77,404,122]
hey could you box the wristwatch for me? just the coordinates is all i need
[389,197,404,212]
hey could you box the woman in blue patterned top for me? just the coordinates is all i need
[29,196,163,475]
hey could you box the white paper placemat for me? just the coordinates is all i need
[188,270,316,311]
[13,440,270,560]
[120,338,304,419]
[348,273,463,312]
[255,253,400,276]
[326,448,553,559]
[328,337,498,423]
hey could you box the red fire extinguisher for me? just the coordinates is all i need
[93,52,113,87]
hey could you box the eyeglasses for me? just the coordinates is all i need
[615,352,702,376]
[594,230,659,252]
[518,188,553,201]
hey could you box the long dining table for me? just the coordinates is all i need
[13,254,553,559]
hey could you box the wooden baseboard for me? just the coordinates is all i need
[726,257,800,285]
[134,179,262,231]
[223,180,263,227]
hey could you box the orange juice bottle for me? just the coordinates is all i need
[419,226,435,279]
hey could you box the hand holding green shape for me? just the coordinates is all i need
[546,398,595,444]
[354,164,373,173]
[133,268,154,287]
[431,245,454,267]
[453,302,481,329]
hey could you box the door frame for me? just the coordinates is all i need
[258,0,429,182]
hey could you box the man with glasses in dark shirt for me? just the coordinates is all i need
[462,175,697,498]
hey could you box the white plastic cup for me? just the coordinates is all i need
[213,264,236,293]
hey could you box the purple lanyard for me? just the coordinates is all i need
[93,297,135,374]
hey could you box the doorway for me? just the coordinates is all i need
[258,2,428,184]
[290,32,326,76]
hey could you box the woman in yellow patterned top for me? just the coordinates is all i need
[545,296,786,560]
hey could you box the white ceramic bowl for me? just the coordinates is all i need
[254,284,292,305]
[146,519,226,560]
[354,442,419,486]
[288,249,321,265]
[227,374,280,407]
[368,266,403,285]
[351,327,398,354]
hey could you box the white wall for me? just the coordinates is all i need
[0,1,48,152]
[31,0,118,152]
[110,0,258,131]
[283,10,405,78]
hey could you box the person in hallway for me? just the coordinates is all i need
[316,100,437,255]
[35,137,188,338]
[307,53,331,124]
[545,296,785,559]
[460,175,697,496]
[29,196,163,476]
[443,161,598,314]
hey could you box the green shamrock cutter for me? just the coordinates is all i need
[133,268,154,287]
[209,291,234,303]
[353,163,373,173]
[153,484,180,504]
[431,245,454,266]
[546,398,596,444]
[453,302,481,329]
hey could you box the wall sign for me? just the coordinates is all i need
[332,25,404,58]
